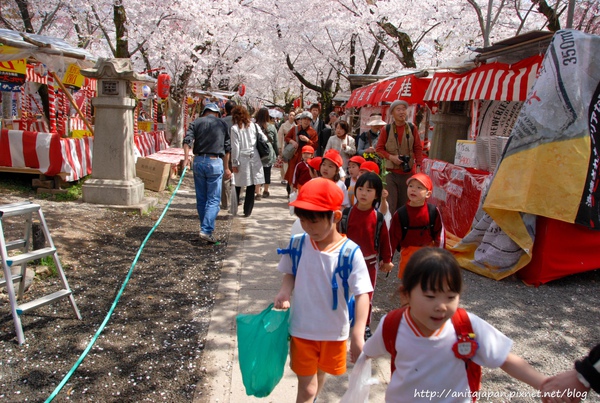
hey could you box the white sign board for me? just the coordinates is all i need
[454,140,477,168]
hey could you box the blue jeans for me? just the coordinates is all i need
[193,156,223,235]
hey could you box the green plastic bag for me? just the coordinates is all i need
[236,303,290,397]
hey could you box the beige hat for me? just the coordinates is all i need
[366,115,386,126]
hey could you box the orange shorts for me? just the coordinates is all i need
[289,336,347,376]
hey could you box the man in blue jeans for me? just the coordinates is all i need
[183,103,231,243]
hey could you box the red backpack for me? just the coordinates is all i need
[382,307,481,402]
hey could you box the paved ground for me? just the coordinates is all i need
[194,174,390,402]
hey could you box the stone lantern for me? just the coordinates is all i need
[80,58,153,206]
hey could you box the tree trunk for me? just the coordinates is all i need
[15,0,34,33]
[114,1,130,58]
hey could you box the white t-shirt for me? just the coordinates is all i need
[336,180,351,208]
[277,236,373,341]
[363,309,513,403]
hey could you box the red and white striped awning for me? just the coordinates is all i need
[346,74,431,108]
[423,54,543,102]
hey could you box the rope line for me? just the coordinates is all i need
[45,166,188,402]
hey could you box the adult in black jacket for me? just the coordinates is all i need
[309,103,328,156]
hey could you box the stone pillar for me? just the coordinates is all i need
[80,59,151,206]
[429,102,470,163]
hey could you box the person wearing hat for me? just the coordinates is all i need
[274,177,373,403]
[283,110,318,194]
[357,114,386,158]
[183,102,231,244]
[321,149,350,208]
[375,100,424,215]
[345,155,365,205]
[389,172,443,278]
[292,145,315,190]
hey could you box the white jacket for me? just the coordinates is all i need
[231,123,266,187]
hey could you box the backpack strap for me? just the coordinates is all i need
[374,210,384,253]
[451,308,481,402]
[332,239,359,311]
[382,307,407,374]
[397,204,438,242]
[340,206,352,235]
[397,205,409,242]
[345,176,351,188]
[276,233,306,276]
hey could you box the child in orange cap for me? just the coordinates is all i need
[321,149,350,208]
[345,155,365,205]
[292,145,315,191]
[275,178,373,403]
[387,172,444,279]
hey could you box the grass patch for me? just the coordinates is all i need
[39,256,58,277]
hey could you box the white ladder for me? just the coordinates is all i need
[0,202,81,344]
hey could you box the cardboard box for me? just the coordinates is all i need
[136,157,170,191]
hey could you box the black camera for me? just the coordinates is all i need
[399,155,412,173]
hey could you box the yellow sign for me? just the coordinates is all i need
[138,121,152,132]
[0,58,26,75]
[62,64,85,88]
[71,130,93,138]
[0,45,24,57]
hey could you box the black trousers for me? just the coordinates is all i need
[235,185,256,217]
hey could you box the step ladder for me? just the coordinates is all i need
[0,202,81,344]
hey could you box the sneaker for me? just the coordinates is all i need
[199,232,217,244]
[263,191,270,198]
[255,194,262,200]
[364,326,372,340]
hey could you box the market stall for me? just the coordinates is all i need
[0,28,169,184]
[446,30,600,285]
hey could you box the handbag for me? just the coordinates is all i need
[282,135,297,161]
[255,124,271,159]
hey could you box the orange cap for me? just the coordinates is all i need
[348,155,366,166]
[289,177,344,211]
[360,161,380,175]
[308,157,322,171]
[323,149,343,168]
[301,145,315,154]
[407,172,433,191]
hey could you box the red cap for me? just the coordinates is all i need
[289,177,344,211]
[407,172,433,191]
[323,149,343,168]
[301,145,315,154]
[348,155,366,166]
[307,157,322,171]
[360,161,380,175]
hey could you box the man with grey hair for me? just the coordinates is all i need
[375,100,423,214]
[183,103,231,244]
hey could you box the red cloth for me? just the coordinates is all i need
[517,217,600,286]
[292,160,312,189]
[345,207,392,264]
[284,125,318,184]
[389,203,443,251]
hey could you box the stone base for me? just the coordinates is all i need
[83,177,145,206]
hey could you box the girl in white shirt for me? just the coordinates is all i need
[363,247,547,403]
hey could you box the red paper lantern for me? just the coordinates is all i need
[293,98,300,109]
[238,84,246,97]
[157,73,171,99]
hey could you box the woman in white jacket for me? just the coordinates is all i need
[230,105,266,217]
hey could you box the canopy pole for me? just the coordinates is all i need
[49,71,94,136]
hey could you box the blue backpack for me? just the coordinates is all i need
[277,233,360,326]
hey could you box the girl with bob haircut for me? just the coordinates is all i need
[363,247,547,403]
